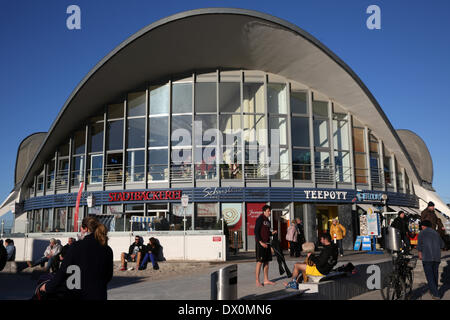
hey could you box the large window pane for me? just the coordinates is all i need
[291,91,307,114]
[107,120,124,150]
[53,208,67,232]
[293,149,311,180]
[314,119,329,148]
[148,117,168,147]
[126,150,145,182]
[268,83,287,114]
[291,117,310,147]
[195,114,217,145]
[243,114,266,144]
[270,117,287,146]
[71,156,85,186]
[195,203,220,230]
[108,103,123,119]
[150,85,169,115]
[172,115,192,147]
[128,92,146,117]
[195,82,216,113]
[352,127,365,153]
[220,114,241,146]
[90,122,104,153]
[59,142,69,157]
[335,151,351,183]
[243,83,264,113]
[315,151,332,183]
[127,118,145,149]
[355,153,368,184]
[313,100,328,117]
[172,83,192,114]
[105,153,123,185]
[219,82,240,113]
[333,116,349,151]
[148,149,168,181]
[73,129,86,155]
[89,155,103,184]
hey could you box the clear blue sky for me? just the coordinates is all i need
[0,0,449,209]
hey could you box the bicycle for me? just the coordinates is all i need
[381,249,417,300]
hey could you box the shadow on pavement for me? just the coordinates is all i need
[108,276,148,291]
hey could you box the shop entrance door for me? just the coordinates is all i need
[316,206,338,240]
[272,209,289,250]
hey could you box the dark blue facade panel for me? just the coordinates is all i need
[23,187,419,211]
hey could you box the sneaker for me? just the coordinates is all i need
[120,267,126,271]
[431,295,441,300]
[153,264,159,270]
[127,267,134,271]
[285,280,298,290]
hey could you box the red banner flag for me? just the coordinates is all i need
[74,182,84,232]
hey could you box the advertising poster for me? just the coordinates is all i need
[221,203,242,232]
[367,207,380,236]
[247,203,265,236]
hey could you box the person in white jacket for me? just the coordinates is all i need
[286,220,298,257]
[26,238,61,272]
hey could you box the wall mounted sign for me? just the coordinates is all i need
[203,187,241,198]
[108,190,182,202]
[355,192,385,202]
[303,190,348,200]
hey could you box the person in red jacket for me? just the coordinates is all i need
[254,204,277,287]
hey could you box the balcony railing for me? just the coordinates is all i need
[104,165,123,186]
[55,170,69,191]
[315,163,334,184]
[371,168,385,188]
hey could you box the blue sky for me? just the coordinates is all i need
[0,0,449,214]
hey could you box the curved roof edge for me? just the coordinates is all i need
[14,132,47,187]
[16,7,422,190]
[396,129,433,188]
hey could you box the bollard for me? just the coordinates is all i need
[211,264,238,300]
[233,231,239,255]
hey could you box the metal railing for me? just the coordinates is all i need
[126,165,146,183]
[335,165,352,183]
[55,170,69,191]
[220,164,242,180]
[148,165,169,182]
[104,165,123,186]
[371,168,385,188]
[314,162,334,184]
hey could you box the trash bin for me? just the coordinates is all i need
[211,264,238,300]
[385,226,402,252]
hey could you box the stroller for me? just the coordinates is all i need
[270,235,293,278]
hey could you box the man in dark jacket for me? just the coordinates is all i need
[295,218,305,257]
[391,211,410,251]
[284,233,338,288]
[120,236,145,271]
[421,202,440,231]
[0,240,7,272]
[417,220,445,300]
[254,205,277,287]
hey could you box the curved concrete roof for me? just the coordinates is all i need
[16,8,422,190]
[397,129,433,185]
[15,132,46,186]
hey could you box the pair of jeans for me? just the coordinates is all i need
[32,256,55,271]
[422,261,440,298]
[140,252,158,269]
[336,239,344,255]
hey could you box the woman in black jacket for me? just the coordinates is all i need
[40,217,114,300]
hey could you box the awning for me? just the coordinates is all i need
[356,204,374,213]
[401,207,421,215]
[388,206,404,213]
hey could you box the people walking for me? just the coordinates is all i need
[254,204,277,287]
[286,220,298,257]
[417,220,445,300]
[40,217,113,300]
[295,218,305,257]
[330,219,346,256]
[421,202,439,231]
[391,211,411,251]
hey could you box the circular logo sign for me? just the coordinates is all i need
[223,207,241,226]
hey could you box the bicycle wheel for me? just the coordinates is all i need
[404,269,413,298]
[381,273,407,300]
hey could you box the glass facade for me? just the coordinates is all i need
[25,70,414,233]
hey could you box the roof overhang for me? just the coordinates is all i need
[16,8,422,191]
